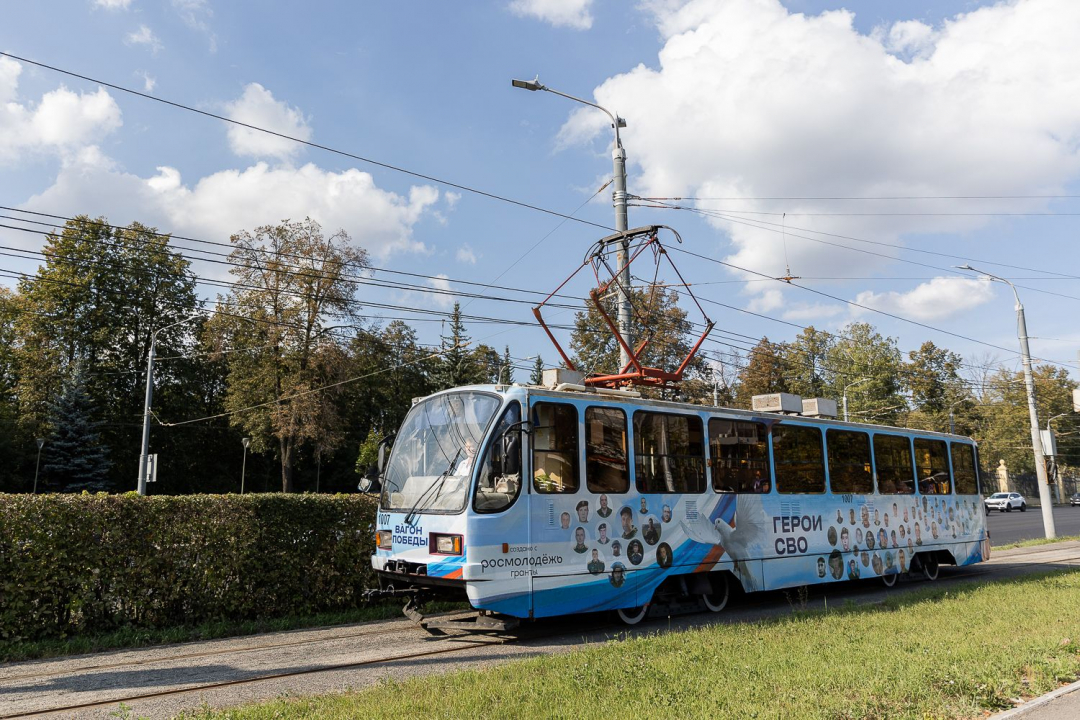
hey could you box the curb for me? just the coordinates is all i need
[992,678,1080,719]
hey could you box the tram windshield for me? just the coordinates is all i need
[381,391,500,514]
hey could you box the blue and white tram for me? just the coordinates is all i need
[370,384,988,625]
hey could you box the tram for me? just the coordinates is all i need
[364,379,989,627]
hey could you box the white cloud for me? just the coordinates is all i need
[224,83,311,161]
[19,155,440,261]
[125,25,163,54]
[509,0,595,30]
[853,277,994,321]
[456,244,478,264]
[172,0,217,52]
[561,0,1080,295]
[0,58,123,164]
[444,191,461,209]
[781,302,845,322]
[93,0,133,9]
[136,70,156,92]
[427,274,455,309]
[747,288,783,313]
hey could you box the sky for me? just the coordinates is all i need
[2,0,1080,388]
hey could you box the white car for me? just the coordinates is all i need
[985,492,1026,513]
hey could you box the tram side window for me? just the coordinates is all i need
[826,429,874,494]
[709,419,771,493]
[873,434,915,494]
[914,438,951,495]
[772,425,826,494]
[950,442,979,495]
[586,406,629,493]
[634,412,706,494]
[532,402,580,494]
[474,403,523,513]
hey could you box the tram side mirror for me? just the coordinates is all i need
[358,465,381,494]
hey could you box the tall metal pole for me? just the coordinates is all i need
[611,143,632,369]
[33,438,44,494]
[957,265,1055,538]
[1017,304,1056,537]
[138,315,202,495]
[511,77,632,370]
[241,437,251,494]
[137,340,156,496]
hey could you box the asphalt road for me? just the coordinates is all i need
[2,542,1078,720]
[987,505,1080,545]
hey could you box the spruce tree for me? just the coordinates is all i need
[501,346,513,384]
[42,364,111,489]
[436,303,475,389]
[530,355,545,385]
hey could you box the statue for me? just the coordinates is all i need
[996,459,1010,494]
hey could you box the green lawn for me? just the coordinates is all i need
[185,570,1080,720]
[995,534,1080,551]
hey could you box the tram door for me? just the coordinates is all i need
[471,401,534,618]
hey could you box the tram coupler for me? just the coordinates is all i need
[360,584,420,604]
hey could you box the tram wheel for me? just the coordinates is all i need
[881,571,898,588]
[617,604,649,625]
[701,574,730,613]
[922,554,940,581]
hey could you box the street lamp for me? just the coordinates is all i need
[842,378,871,422]
[33,437,44,494]
[956,264,1056,538]
[241,437,251,494]
[138,314,203,495]
[511,76,633,371]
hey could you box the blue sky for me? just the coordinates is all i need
[2,0,1079,387]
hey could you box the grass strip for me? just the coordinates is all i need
[995,534,1080,551]
[184,570,1080,720]
[0,604,431,664]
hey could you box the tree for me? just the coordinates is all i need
[500,346,513,384]
[569,286,704,381]
[733,338,789,408]
[529,355,545,385]
[14,216,201,488]
[208,218,368,492]
[824,323,905,425]
[41,364,111,489]
[784,327,833,399]
[903,341,971,433]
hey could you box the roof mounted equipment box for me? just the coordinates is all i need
[751,393,803,414]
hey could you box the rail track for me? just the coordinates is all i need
[3,544,1077,719]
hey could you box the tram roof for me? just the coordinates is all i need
[419,384,975,444]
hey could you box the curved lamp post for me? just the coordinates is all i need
[842,377,871,422]
[511,76,633,370]
[956,265,1056,538]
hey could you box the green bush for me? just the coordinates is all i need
[0,493,377,642]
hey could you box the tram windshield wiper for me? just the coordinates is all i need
[404,447,462,525]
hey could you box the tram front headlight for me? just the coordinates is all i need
[430,533,463,556]
[376,530,393,549]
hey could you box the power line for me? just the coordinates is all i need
[640,195,1080,201]
[0,52,614,233]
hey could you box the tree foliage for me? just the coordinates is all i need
[208,218,367,492]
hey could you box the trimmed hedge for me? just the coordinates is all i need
[0,493,377,642]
